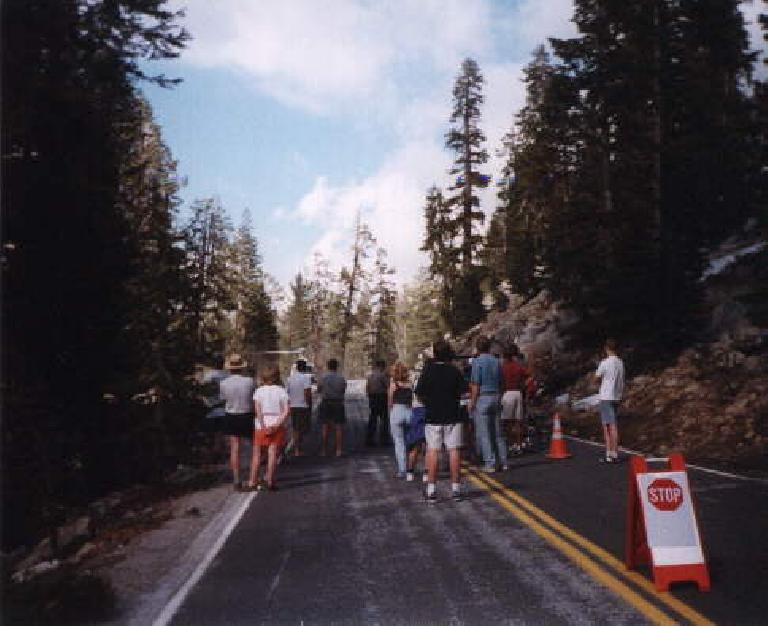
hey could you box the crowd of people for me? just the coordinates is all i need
[215,336,625,497]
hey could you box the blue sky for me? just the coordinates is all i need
[142,0,765,291]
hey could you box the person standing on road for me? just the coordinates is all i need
[286,359,313,457]
[388,362,413,478]
[415,339,469,502]
[500,344,530,455]
[219,354,256,491]
[594,338,625,464]
[470,336,507,473]
[319,358,347,457]
[366,360,390,446]
[250,364,290,491]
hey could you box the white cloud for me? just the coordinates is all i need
[174,0,579,287]
[294,139,449,282]
[178,0,494,114]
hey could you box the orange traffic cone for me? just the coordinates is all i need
[546,413,571,459]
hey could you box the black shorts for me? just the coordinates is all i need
[222,412,254,438]
[319,399,346,424]
[291,407,311,432]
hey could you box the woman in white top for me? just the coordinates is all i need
[249,364,290,491]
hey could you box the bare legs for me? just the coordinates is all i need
[230,435,241,485]
[266,444,279,486]
[320,424,344,456]
[248,441,280,488]
[248,436,261,487]
[407,443,424,473]
[426,447,461,484]
[602,423,619,457]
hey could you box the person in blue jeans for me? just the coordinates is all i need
[470,335,508,472]
[387,361,413,477]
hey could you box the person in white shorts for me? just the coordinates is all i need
[414,339,469,502]
[594,338,625,464]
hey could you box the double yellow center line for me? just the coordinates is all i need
[464,465,713,625]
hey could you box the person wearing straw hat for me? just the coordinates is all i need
[219,354,256,490]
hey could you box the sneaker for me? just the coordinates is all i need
[422,472,429,483]
[424,491,438,504]
[599,456,618,464]
[395,471,406,479]
[501,464,509,472]
[452,488,464,502]
[406,472,415,482]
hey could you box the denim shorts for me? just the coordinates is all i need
[599,401,618,425]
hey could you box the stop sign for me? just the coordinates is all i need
[647,478,684,511]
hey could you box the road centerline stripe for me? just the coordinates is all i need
[466,466,714,626]
[465,472,676,625]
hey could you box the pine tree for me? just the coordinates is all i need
[116,96,195,393]
[446,58,490,273]
[420,185,456,326]
[338,212,376,366]
[397,272,448,367]
[370,247,398,363]
[183,198,233,358]
[443,58,489,334]
[1,0,187,547]
[281,272,312,353]
[227,210,277,363]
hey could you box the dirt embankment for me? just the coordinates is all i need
[563,336,768,474]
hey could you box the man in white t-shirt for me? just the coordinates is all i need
[285,359,313,456]
[594,338,625,464]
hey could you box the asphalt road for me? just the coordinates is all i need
[169,395,768,625]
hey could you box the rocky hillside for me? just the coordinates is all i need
[456,231,768,475]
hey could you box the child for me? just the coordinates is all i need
[249,364,290,490]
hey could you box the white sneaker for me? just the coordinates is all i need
[406,472,415,482]
[422,472,429,483]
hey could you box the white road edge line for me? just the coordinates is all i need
[565,435,768,484]
[153,491,257,626]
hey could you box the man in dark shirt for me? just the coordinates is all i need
[318,359,347,457]
[415,339,468,502]
[365,360,390,446]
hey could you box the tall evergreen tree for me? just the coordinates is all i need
[370,247,398,363]
[338,212,376,365]
[420,185,456,326]
[443,58,489,333]
[228,210,277,362]
[1,0,187,547]
[182,197,233,358]
[446,58,490,272]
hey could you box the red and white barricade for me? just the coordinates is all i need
[625,452,711,592]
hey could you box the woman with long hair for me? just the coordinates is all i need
[388,361,413,478]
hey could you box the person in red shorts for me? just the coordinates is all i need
[248,364,290,491]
